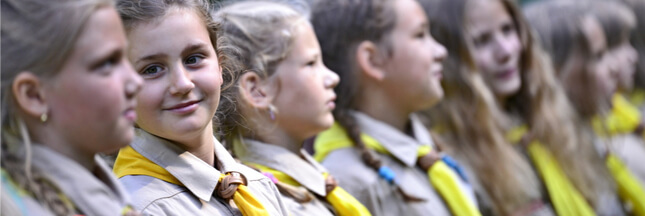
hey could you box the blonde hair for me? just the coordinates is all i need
[213,1,316,201]
[214,1,307,145]
[422,0,611,213]
[1,0,113,214]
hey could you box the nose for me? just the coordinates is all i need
[627,44,638,65]
[323,65,340,89]
[169,65,195,95]
[493,35,513,63]
[125,61,142,99]
[431,37,447,62]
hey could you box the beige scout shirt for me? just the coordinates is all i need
[118,129,288,216]
[454,155,556,216]
[19,145,133,216]
[609,134,645,185]
[318,112,476,216]
[235,139,335,216]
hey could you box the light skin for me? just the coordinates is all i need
[562,16,616,116]
[611,37,638,92]
[12,7,142,171]
[240,22,339,154]
[127,7,222,166]
[466,0,522,105]
[356,0,447,132]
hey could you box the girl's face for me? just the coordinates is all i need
[43,7,142,153]
[381,0,447,113]
[271,22,339,140]
[564,16,616,113]
[611,37,638,91]
[127,8,222,145]
[466,0,522,99]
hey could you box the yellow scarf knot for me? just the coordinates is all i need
[315,122,482,216]
[113,146,270,216]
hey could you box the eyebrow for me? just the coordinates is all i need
[135,53,166,65]
[181,42,210,57]
[420,21,429,30]
[134,42,211,65]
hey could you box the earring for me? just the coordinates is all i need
[268,104,277,120]
[40,113,48,123]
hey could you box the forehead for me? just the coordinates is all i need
[393,0,427,30]
[74,7,125,62]
[284,22,320,60]
[465,0,511,33]
[126,8,211,57]
[581,16,607,53]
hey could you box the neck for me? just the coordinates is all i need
[36,127,96,172]
[253,121,304,155]
[356,86,411,132]
[175,122,216,167]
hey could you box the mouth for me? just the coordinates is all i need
[164,99,202,114]
[432,65,444,79]
[327,94,337,110]
[124,106,137,122]
[495,68,517,80]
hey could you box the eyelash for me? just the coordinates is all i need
[140,65,163,76]
[184,54,205,66]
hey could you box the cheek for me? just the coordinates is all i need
[194,67,223,101]
[51,76,124,130]
[135,82,164,123]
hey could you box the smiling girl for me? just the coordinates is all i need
[111,0,288,215]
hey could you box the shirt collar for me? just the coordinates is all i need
[352,111,435,167]
[131,129,243,202]
[31,145,130,215]
[234,139,327,196]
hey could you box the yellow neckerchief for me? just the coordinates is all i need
[506,125,595,216]
[629,88,645,108]
[113,146,269,216]
[314,122,482,216]
[248,163,371,216]
[592,93,642,137]
[1,167,135,216]
[606,154,645,215]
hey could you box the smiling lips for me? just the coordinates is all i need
[165,99,201,114]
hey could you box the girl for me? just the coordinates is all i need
[589,0,641,137]
[111,0,288,215]
[589,0,645,186]
[423,0,621,215]
[214,2,370,216]
[1,0,142,215]
[623,0,645,110]
[311,0,480,215]
[527,0,645,214]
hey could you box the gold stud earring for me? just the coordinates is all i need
[40,113,48,123]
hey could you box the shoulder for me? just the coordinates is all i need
[320,148,379,191]
[118,175,192,212]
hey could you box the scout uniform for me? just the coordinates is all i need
[113,129,288,216]
[1,144,134,216]
[314,112,477,216]
[234,139,370,216]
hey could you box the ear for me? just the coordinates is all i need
[12,72,49,119]
[356,41,387,81]
[238,72,273,109]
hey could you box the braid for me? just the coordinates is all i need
[1,134,74,215]
[336,111,382,169]
[334,110,423,202]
